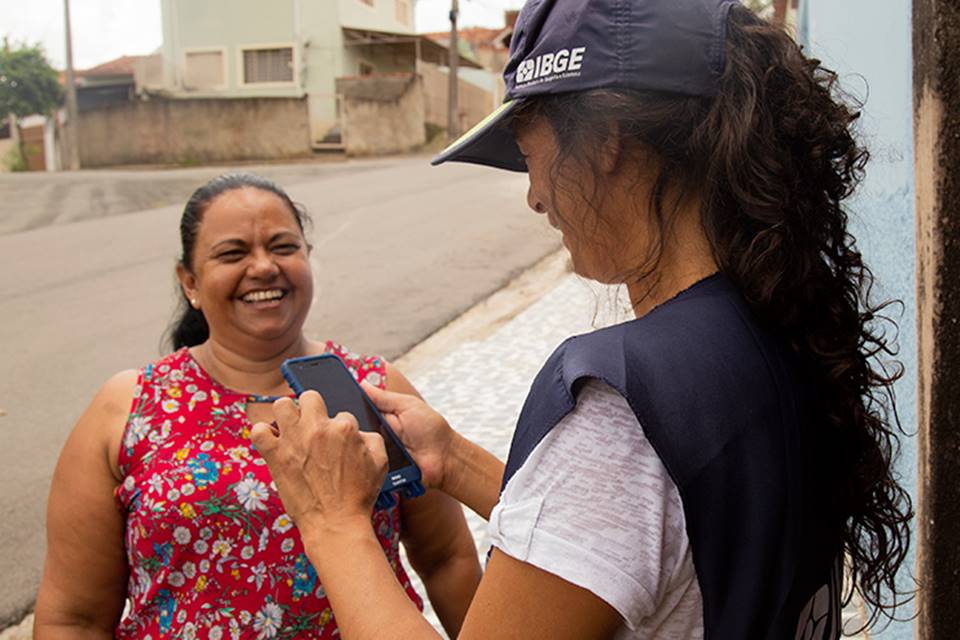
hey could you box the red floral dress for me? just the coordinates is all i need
[114,344,422,639]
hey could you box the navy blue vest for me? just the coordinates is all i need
[503,274,842,639]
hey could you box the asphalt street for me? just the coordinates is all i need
[0,156,559,626]
[0,159,373,236]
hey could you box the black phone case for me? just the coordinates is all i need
[280,354,425,510]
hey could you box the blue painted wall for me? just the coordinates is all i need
[798,1,917,637]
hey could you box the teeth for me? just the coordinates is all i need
[242,289,284,303]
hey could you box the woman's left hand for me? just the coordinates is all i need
[250,391,387,537]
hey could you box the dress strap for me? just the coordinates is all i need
[245,393,292,404]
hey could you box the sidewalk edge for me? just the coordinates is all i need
[394,249,571,376]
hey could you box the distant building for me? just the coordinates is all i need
[52,0,496,167]
[74,55,141,111]
[155,0,477,147]
[423,10,517,75]
[423,10,517,103]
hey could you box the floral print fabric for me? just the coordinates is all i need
[115,344,422,639]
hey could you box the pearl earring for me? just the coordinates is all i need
[190,298,199,308]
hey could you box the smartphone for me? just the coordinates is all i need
[280,354,425,510]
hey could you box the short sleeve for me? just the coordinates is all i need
[488,380,702,635]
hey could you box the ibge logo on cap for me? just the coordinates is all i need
[516,46,587,87]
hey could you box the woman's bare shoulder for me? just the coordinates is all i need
[81,369,141,480]
[97,369,140,411]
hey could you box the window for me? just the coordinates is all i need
[242,47,294,84]
[395,0,411,24]
[359,61,375,76]
[183,50,225,89]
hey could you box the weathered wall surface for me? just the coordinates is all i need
[799,1,917,637]
[0,138,15,173]
[337,0,413,35]
[420,62,494,135]
[76,97,312,167]
[913,0,960,637]
[20,125,46,172]
[336,73,425,156]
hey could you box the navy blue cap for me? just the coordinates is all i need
[432,0,739,172]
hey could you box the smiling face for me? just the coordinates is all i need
[176,187,313,352]
[516,115,661,285]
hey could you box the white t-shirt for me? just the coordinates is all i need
[488,380,705,639]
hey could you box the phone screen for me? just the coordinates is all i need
[285,357,412,473]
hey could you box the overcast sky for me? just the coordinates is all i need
[1,0,523,70]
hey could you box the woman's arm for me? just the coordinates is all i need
[251,392,624,640]
[302,521,622,640]
[361,383,504,520]
[384,364,482,637]
[34,371,137,639]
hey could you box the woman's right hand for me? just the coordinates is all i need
[361,382,457,492]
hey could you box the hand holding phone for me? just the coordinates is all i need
[279,355,425,509]
[252,392,391,531]
[360,381,456,492]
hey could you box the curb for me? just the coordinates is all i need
[394,249,572,376]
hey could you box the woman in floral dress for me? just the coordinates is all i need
[34,174,481,639]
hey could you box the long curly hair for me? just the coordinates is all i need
[515,4,914,629]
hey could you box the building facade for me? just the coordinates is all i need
[158,0,418,145]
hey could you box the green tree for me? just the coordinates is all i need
[0,41,63,117]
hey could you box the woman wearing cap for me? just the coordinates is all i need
[251,1,913,638]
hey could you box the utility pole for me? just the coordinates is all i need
[63,0,80,170]
[914,0,960,637]
[447,0,460,142]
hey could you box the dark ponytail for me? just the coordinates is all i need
[170,305,210,352]
[167,173,312,350]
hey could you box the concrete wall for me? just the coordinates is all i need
[342,42,418,77]
[338,0,413,34]
[336,73,425,155]
[798,2,917,638]
[420,62,494,133]
[134,53,165,91]
[76,97,312,167]
[299,0,346,144]
[0,138,16,173]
